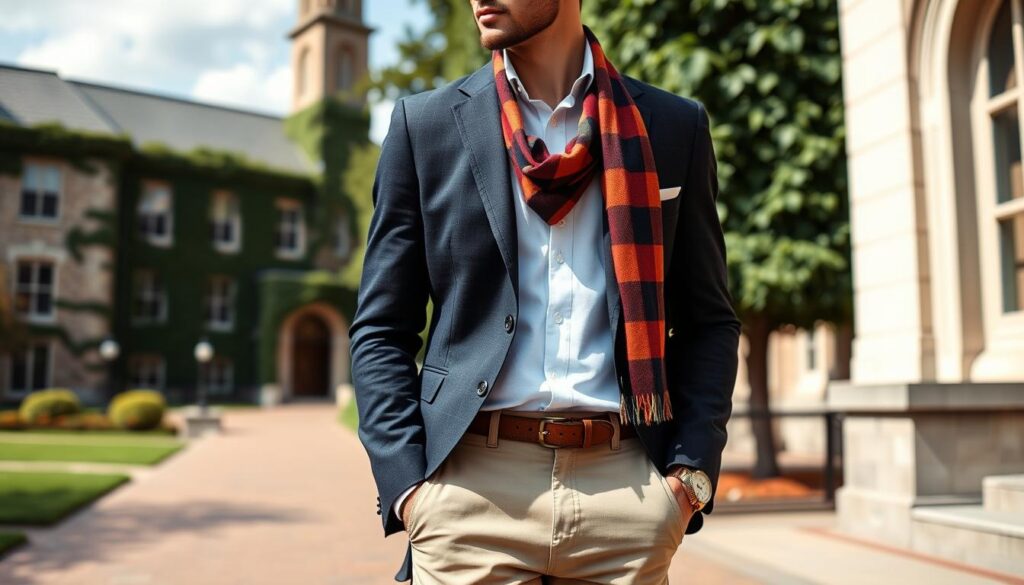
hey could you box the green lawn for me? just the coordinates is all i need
[0,531,27,557]
[338,399,358,431]
[0,432,184,465]
[0,471,130,525]
[16,427,178,437]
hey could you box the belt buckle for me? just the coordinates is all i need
[537,417,575,448]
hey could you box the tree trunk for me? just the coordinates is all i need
[745,314,780,478]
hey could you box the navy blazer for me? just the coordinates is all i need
[348,59,742,582]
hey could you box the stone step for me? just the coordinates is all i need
[910,505,1024,576]
[983,474,1024,514]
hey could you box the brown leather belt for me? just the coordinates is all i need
[466,410,636,448]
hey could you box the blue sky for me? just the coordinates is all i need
[0,0,432,143]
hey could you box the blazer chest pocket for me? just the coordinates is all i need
[419,366,447,404]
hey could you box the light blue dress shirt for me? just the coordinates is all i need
[483,40,620,414]
[395,39,619,521]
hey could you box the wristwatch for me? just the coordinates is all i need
[668,466,713,512]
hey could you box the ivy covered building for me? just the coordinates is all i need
[0,0,373,406]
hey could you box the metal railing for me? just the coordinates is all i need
[715,408,844,513]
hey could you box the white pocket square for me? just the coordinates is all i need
[659,186,681,201]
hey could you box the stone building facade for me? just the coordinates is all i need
[0,157,118,400]
[829,0,1024,573]
[0,0,372,406]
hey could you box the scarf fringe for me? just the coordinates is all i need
[618,389,674,427]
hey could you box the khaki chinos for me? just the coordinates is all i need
[405,409,687,584]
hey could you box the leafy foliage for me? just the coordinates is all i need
[583,0,851,328]
[370,0,486,99]
[108,389,166,430]
[18,389,82,424]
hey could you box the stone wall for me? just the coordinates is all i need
[0,156,118,400]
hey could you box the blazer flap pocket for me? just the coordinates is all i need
[419,367,446,404]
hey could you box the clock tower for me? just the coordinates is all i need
[289,0,372,113]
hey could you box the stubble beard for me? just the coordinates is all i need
[478,0,560,51]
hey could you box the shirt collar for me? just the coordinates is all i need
[502,37,594,107]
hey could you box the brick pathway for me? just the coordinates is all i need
[0,403,756,585]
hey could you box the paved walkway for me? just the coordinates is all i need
[0,403,752,585]
[6,403,1008,584]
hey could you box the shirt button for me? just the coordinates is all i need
[553,312,563,324]
[557,219,566,226]
[555,252,564,264]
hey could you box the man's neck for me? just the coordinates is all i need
[505,23,586,110]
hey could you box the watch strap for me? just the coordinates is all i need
[668,466,702,511]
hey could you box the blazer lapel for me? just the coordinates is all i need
[452,64,520,301]
[451,65,654,340]
[602,77,651,335]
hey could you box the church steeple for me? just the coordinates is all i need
[289,0,372,113]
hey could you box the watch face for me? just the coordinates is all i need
[692,471,713,504]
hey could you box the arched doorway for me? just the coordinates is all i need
[274,302,350,401]
[292,313,330,396]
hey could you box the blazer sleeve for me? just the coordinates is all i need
[663,101,742,530]
[348,96,430,537]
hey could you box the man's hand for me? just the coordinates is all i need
[664,474,698,524]
[400,481,425,530]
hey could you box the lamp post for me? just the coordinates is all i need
[193,338,214,416]
[99,337,120,401]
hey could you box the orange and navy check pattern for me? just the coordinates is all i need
[492,25,672,426]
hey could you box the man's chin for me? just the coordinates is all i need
[479,29,524,51]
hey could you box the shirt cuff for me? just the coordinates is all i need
[393,482,420,521]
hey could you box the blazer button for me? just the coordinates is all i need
[476,380,489,397]
[504,314,515,333]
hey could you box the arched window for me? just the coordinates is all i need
[978,0,1024,314]
[336,46,354,92]
[297,47,310,97]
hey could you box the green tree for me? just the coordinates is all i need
[375,0,852,478]
[586,0,851,478]
[371,0,485,100]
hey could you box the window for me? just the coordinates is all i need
[204,276,236,331]
[199,357,233,396]
[209,191,241,253]
[19,163,61,221]
[298,47,310,97]
[334,212,352,258]
[9,341,51,395]
[132,269,167,324]
[336,46,355,92]
[983,0,1024,313]
[138,182,173,247]
[806,329,817,371]
[14,259,56,322]
[274,200,305,259]
[128,355,165,390]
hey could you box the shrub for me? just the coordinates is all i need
[0,410,25,430]
[108,389,166,431]
[18,389,81,424]
[52,412,116,431]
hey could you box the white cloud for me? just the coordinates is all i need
[192,63,291,114]
[370,99,396,145]
[7,0,295,114]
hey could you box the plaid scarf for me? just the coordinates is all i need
[492,25,672,426]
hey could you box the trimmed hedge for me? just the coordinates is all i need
[108,389,166,431]
[18,389,82,424]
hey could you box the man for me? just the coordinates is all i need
[349,0,741,582]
